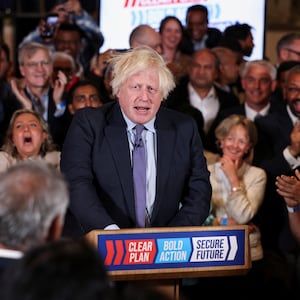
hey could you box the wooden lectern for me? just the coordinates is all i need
[85,225,251,300]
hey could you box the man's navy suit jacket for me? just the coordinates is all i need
[165,76,240,153]
[61,102,212,237]
[253,106,298,253]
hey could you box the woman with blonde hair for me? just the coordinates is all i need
[205,114,267,291]
[0,109,60,171]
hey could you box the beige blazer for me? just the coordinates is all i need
[208,161,267,261]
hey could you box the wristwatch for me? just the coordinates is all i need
[286,205,300,213]
[231,186,242,192]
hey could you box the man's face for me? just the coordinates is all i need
[19,49,52,88]
[219,50,241,85]
[68,85,102,115]
[117,68,163,124]
[241,65,276,108]
[54,30,81,60]
[285,72,300,118]
[131,28,163,55]
[186,11,208,42]
[188,50,218,90]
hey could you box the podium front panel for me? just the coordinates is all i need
[85,225,251,281]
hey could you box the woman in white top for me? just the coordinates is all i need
[0,109,60,172]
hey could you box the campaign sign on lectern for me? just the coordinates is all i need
[85,225,251,281]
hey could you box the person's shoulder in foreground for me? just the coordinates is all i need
[1,238,115,300]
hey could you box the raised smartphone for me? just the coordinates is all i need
[41,13,58,38]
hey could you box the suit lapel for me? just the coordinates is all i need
[152,110,176,219]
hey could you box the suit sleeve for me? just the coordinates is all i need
[165,117,212,226]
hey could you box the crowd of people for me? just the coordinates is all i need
[1,1,300,298]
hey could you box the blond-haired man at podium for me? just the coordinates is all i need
[61,46,212,237]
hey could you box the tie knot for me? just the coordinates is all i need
[135,124,144,137]
[134,124,144,148]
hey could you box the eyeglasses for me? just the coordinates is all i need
[287,86,300,95]
[285,48,300,57]
[244,76,271,85]
[23,61,51,69]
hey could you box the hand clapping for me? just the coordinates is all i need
[276,169,300,207]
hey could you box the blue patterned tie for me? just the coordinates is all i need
[133,124,146,228]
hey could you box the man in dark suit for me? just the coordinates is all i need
[208,59,283,154]
[252,65,300,294]
[181,4,222,55]
[165,48,240,154]
[60,46,212,237]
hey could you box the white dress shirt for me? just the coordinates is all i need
[105,110,157,230]
[245,102,270,121]
[188,83,219,134]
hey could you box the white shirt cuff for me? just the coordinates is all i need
[54,102,66,117]
[104,224,120,230]
[283,147,300,169]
